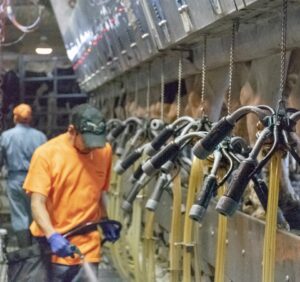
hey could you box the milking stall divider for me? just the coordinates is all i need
[29,0,300,281]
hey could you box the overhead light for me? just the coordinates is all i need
[35,36,53,55]
[35,47,53,55]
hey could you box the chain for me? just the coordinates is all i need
[124,76,129,118]
[200,35,207,116]
[135,72,138,112]
[160,59,165,121]
[0,14,5,132]
[279,0,288,103]
[146,65,151,118]
[177,55,182,118]
[100,92,104,109]
[227,19,237,115]
[113,83,118,117]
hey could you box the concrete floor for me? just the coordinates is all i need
[0,230,123,282]
[0,264,123,282]
[98,256,124,282]
[0,259,123,282]
[0,216,124,281]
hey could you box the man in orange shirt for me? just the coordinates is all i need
[24,103,120,281]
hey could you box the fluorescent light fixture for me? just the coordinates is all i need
[35,36,53,55]
[35,47,53,55]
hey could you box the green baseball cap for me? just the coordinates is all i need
[71,103,106,148]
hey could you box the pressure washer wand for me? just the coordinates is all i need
[69,244,84,261]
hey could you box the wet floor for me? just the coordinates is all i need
[0,218,125,281]
[0,232,124,282]
[0,264,123,282]
[98,268,123,282]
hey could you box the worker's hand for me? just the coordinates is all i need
[47,233,75,257]
[99,219,122,243]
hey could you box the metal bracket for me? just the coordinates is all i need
[209,0,223,15]
[174,241,195,252]
[170,47,194,64]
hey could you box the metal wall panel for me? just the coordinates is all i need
[51,0,295,92]
[184,0,237,32]
[140,0,239,49]
[142,0,185,48]
[63,0,159,90]
[197,204,300,282]
[243,0,262,5]
[126,1,157,61]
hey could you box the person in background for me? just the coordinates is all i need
[0,103,47,247]
[24,103,120,281]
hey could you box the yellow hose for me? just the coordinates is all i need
[143,210,156,282]
[262,151,281,282]
[107,155,118,219]
[127,194,144,281]
[107,156,133,281]
[193,224,202,282]
[214,169,228,282]
[169,173,183,282]
[182,157,204,282]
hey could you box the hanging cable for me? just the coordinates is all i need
[146,64,151,118]
[117,81,126,119]
[228,19,238,115]
[1,32,25,46]
[200,35,207,116]
[5,0,43,33]
[160,59,165,121]
[113,82,118,118]
[123,77,127,118]
[177,55,183,119]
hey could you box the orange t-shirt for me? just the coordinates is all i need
[23,133,112,265]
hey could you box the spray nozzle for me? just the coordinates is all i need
[69,244,84,260]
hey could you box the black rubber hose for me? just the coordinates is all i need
[189,175,218,222]
[122,181,143,213]
[216,158,257,216]
[161,151,179,174]
[252,175,290,229]
[144,127,174,156]
[107,123,126,142]
[130,164,144,183]
[115,129,130,156]
[145,175,168,211]
[142,142,180,176]
[192,117,235,159]
[251,176,268,210]
[114,150,143,174]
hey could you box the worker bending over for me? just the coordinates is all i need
[24,103,120,281]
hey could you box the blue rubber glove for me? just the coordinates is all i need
[99,219,121,243]
[47,233,75,257]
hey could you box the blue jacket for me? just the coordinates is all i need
[0,124,47,177]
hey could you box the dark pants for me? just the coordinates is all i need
[51,263,99,282]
